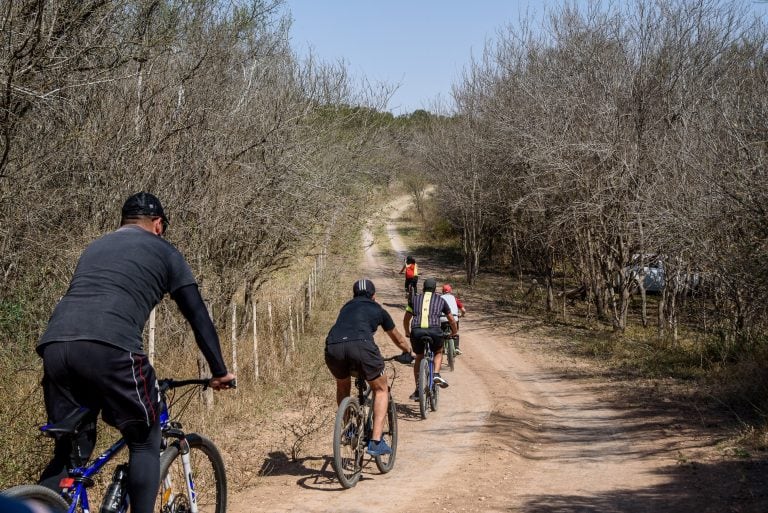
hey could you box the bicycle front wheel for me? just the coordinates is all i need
[430,378,440,411]
[375,394,398,473]
[158,433,227,513]
[332,397,364,489]
[445,338,455,372]
[418,358,430,419]
[2,485,69,512]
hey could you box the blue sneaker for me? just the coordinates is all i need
[366,439,393,456]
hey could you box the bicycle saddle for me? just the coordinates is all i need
[41,407,95,437]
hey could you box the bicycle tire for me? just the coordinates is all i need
[374,394,398,473]
[2,484,69,512]
[158,433,227,513]
[418,358,430,419]
[445,337,455,372]
[430,377,440,411]
[332,397,364,489]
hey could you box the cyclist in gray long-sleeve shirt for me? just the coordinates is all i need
[36,192,235,513]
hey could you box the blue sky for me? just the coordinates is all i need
[283,1,768,115]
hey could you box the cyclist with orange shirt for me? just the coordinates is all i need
[398,256,419,301]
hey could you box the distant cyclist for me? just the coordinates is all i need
[403,278,458,400]
[36,192,236,513]
[398,255,419,299]
[325,279,413,456]
[440,284,467,355]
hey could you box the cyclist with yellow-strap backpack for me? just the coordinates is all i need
[403,278,458,401]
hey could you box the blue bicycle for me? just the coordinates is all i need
[417,336,439,419]
[1,378,232,513]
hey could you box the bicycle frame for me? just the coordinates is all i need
[42,378,208,513]
[353,355,399,428]
[351,377,374,442]
[55,439,128,513]
[424,344,436,394]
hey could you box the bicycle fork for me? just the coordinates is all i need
[161,437,199,513]
[428,354,436,394]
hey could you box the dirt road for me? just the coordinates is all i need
[231,198,765,512]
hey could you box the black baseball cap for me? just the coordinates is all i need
[353,279,376,298]
[122,192,169,231]
[423,277,437,292]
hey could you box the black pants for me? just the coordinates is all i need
[40,341,161,513]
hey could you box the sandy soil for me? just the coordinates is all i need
[230,197,768,513]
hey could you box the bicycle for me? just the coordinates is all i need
[1,377,234,513]
[441,323,456,372]
[332,355,407,489]
[405,280,417,307]
[416,336,439,419]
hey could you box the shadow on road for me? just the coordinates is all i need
[517,457,768,513]
[395,401,423,422]
[470,366,768,512]
[258,451,333,479]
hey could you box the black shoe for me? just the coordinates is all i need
[409,388,419,401]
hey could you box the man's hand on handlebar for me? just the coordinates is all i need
[210,373,237,390]
[395,351,415,365]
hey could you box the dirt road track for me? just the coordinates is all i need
[231,198,763,512]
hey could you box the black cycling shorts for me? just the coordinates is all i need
[325,338,385,382]
[410,327,444,355]
[41,341,160,431]
[404,277,418,291]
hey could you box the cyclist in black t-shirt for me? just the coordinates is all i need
[325,279,413,456]
[36,192,236,513]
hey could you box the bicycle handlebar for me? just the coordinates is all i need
[159,378,237,391]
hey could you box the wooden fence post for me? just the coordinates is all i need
[267,300,274,342]
[231,303,238,394]
[148,307,156,365]
[252,301,259,382]
[283,328,291,365]
[288,298,295,352]
[308,270,314,314]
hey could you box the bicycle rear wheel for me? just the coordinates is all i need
[2,485,69,512]
[375,394,398,473]
[406,284,415,307]
[418,358,430,419]
[445,338,455,372]
[158,433,227,513]
[332,397,364,488]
